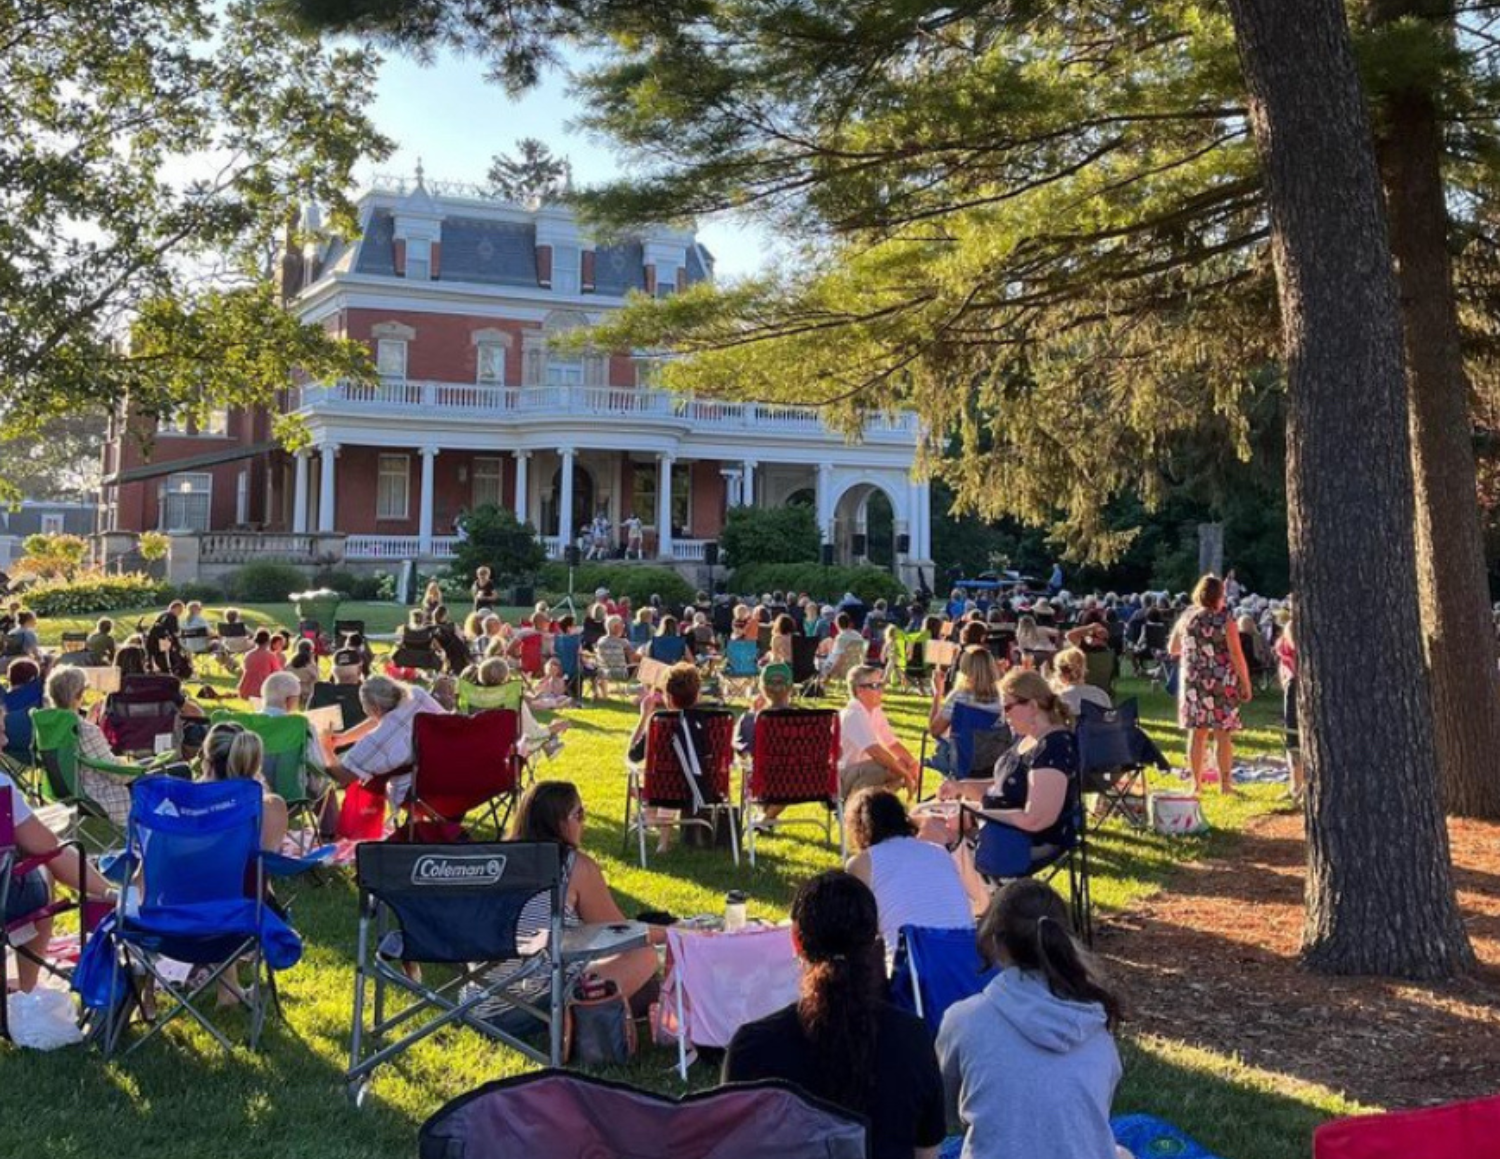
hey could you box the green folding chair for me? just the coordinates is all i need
[29,707,163,850]
[456,680,524,714]
[209,710,327,844]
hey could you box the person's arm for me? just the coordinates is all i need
[845,849,872,885]
[935,1013,965,1135]
[1168,615,1186,658]
[928,668,950,737]
[977,768,1068,832]
[571,853,666,945]
[1225,625,1253,700]
[260,794,289,852]
[16,815,113,898]
[936,777,989,802]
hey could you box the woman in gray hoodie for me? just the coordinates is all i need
[936,880,1130,1159]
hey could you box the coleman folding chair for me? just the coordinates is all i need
[418,1073,868,1159]
[347,842,647,1101]
[738,709,842,867]
[0,790,101,1042]
[398,710,521,842]
[718,639,761,700]
[1076,698,1168,830]
[624,709,738,867]
[889,924,995,1036]
[74,776,321,1056]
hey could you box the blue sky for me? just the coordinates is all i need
[358,48,773,279]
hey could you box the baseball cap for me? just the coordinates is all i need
[761,663,793,689]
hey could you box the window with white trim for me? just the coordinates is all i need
[40,513,65,535]
[476,342,506,385]
[472,457,503,508]
[159,473,212,532]
[377,454,410,519]
[405,237,432,281]
[553,245,581,295]
[376,339,408,379]
[202,407,229,436]
[545,355,584,388]
[235,469,250,525]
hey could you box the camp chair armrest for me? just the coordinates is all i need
[260,848,335,878]
[79,754,154,780]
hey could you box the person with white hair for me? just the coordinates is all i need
[320,675,445,806]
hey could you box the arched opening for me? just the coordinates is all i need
[785,487,815,507]
[831,481,900,572]
[864,489,895,567]
[542,464,595,537]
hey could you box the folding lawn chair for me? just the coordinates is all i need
[897,629,932,694]
[0,789,98,1042]
[514,632,545,678]
[179,625,213,659]
[391,626,444,672]
[889,924,996,1036]
[210,710,327,846]
[628,622,652,647]
[624,709,738,867]
[738,709,842,867]
[646,634,688,665]
[718,639,761,700]
[74,775,322,1057]
[918,702,1012,797]
[1314,1094,1500,1159]
[1076,698,1168,830]
[101,675,182,756]
[310,682,367,731]
[456,678,524,714]
[29,707,169,850]
[788,635,821,696]
[335,619,367,644]
[960,797,1092,944]
[56,631,92,666]
[418,1072,868,1159]
[552,633,585,699]
[347,842,647,1099]
[398,710,521,842]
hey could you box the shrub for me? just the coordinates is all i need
[15,533,91,580]
[24,571,165,617]
[136,531,170,562]
[372,570,397,601]
[537,563,696,609]
[727,563,907,605]
[168,581,224,604]
[451,505,546,584]
[223,562,311,603]
[311,568,383,601]
[719,506,820,570]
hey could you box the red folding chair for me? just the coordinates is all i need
[739,709,843,867]
[624,709,738,867]
[397,710,521,842]
[1314,1095,1500,1159]
[1,792,105,1041]
[515,633,545,679]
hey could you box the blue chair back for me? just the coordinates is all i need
[130,776,261,909]
[948,702,1010,778]
[649,634,687,665]
[724,639,760,677]
[628,623,652,647]
[553,633,582,680]
[889,924,995,1035]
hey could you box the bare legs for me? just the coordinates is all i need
[1187,728,1237,795]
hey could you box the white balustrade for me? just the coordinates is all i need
[671,539,709,561]
[295,379,916,440]
[201,532,318,564]
[346,535,460,560]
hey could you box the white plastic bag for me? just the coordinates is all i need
[1149,791,1209,837]
[6,979,84,1050]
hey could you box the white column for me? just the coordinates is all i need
[292,451,309,533]
[915,478,931,559]
[816,463,834,544]
[656,453,675,559]
[418,446,438,556]
[317,443,339,532]
[742,459,757,508]
[513,450,530,524]
[719,468,742,509]
[559,447,576,553]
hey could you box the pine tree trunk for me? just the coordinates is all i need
[1225,0,1474,976]
[1367,0,1500,819]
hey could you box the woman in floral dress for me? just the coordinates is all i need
[1170,574,1252,795]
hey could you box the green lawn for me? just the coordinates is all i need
[1,607,1358,1159]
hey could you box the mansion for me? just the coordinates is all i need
[101,177,930,583]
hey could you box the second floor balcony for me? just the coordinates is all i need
[290,379,919,443]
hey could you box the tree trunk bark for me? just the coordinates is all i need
[1367,0,1500,819]
[1225,0,1473,976]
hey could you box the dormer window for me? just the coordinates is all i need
[553,245,581,295]
[405,237,432,281]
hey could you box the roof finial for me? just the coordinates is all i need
[414,157,426,189]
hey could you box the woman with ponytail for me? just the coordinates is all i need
[722,871,946,1159]
[937,880,1128,1159]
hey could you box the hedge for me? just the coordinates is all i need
[223,562,312,603]
[537,563,697,609]
[726,563,907,605]
[23,572,166,617]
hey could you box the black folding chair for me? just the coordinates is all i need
[1076,698,1169,830]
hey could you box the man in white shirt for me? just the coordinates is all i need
[838,665,919,800]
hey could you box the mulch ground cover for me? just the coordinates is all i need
[1099,808,1500,1109]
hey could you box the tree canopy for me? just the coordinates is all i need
[0,0,390,499]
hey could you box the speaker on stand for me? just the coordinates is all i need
[896,533,911,556]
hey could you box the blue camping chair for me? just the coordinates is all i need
[646,634,688,665]
[959,796,1092,945]
[628,622,652,647]
[719,639,761,698]
[919,702,1011,795]
[889,925,996,1036]
[552,633,584,699]
[74,775,326,1056]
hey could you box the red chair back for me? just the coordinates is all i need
[517,633,545,677]
[642,710,735,808]
[1314,1095,1500,1159]
[405,710,521,841]
[748,709,840,804]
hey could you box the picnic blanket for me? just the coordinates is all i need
[939,1113,1222,1159]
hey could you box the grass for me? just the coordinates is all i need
[0,604,1358,1159]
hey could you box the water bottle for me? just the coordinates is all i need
[723,890,748,933]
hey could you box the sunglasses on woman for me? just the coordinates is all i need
[1002,697,1030,713]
